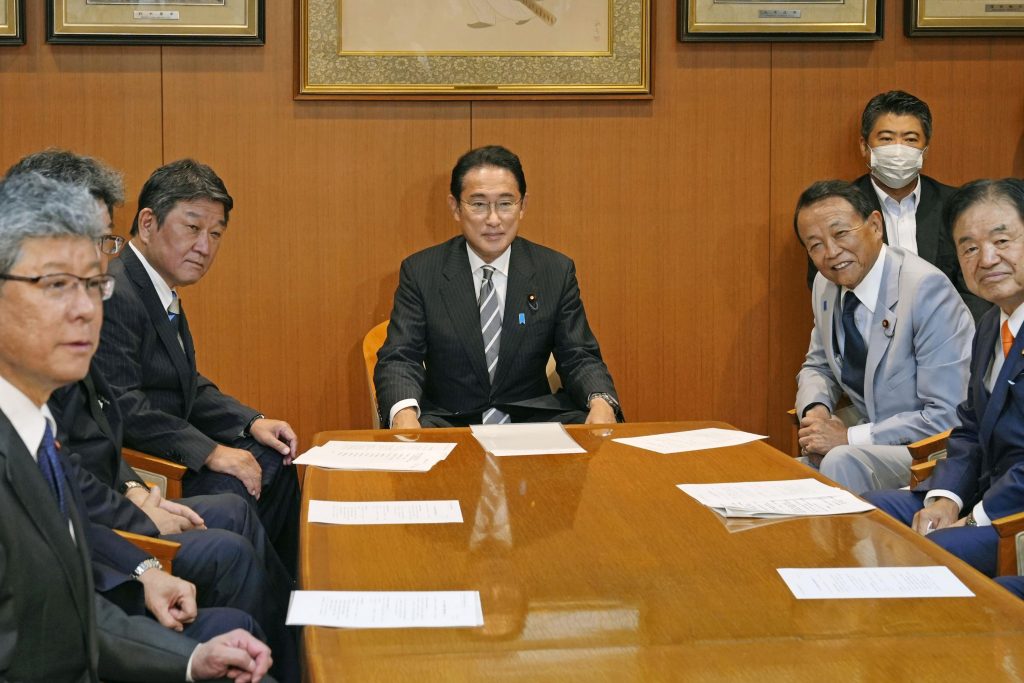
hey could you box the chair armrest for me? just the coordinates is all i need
[909,460,937,489]
[114,530,181,574]
[907,429,953,466]
[122,448,187,500]
[993,511,1024,577]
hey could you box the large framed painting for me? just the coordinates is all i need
[680,0,883,41]
[47,0,264,45]
[906,0,1024,36]
[297,0,652,99]
[1,0,24,45]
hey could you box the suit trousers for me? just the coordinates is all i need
[863,489,999,576]
[996,576,1024,599]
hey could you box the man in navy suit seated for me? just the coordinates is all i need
[865,178,1024,577]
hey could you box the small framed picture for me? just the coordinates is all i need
[680,0,883,42]
[906,0,1024,37]
[47,0,264,45]
[1,0,25,45]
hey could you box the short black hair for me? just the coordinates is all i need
[131,159,233,236]
[944,178,1024,238]
[860,90,933,143]
[5,148,124,216]
[450,145,526,199]
[793,180,876,244]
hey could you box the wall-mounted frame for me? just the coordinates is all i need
[0,0,25,45]
[46,0,264,45]
[906,0,1024,36]
[297,0,652,100]
[680,0,882,42]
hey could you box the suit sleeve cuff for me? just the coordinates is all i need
[847,422,874,446]
[925,490,964,513]
[186,647,196,682]
[389,399,420,426]
[972,501,992,526]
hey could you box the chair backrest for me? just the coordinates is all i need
[362,320,390,429]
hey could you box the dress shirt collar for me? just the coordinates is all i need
[0,373,56,462]
[842,244,887,314]
[1003,301,1024,337]
[870,175,921,212]
[466,243,511,280]
[128,240,176,312]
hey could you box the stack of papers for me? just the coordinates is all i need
[614,427,767,454]
[292,440,456,472]
[777,567,974,599]
[470,422,586,457]
[286,590,484,628]
[676,478,875,518]
[307,500,463,525]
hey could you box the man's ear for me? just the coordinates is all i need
[136,208,158,243]
[447,195,461,221]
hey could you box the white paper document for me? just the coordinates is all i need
[613,427,767,454]
[470,422,586,457]
[777,567,975,599]
[286,590,484,628]
[676,478,875,518]
[307,499,463,525]
[292,440,456,472]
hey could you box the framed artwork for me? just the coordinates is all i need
[0,0,25,45]
[679,0,883,42]
[906,0,1024,36]
[46,0,264,45]
[297,0,652,100]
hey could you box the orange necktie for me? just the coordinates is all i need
[1002,320,1015,358]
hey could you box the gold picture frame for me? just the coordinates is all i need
[1,0,25,45]
[680,0,882,42]
[906,0,1024,36]
[47,0,264,45]
[297,0,652,100]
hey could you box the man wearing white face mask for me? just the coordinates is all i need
[805,90,990,320]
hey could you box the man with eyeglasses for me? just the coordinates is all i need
[794,180,973,494]
[4,150,299,682]
[865,179,1024,582]
[0,171,275,682]
[375,145,621,429]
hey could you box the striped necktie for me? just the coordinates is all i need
[167,291,180,324]
[479,266,509,424]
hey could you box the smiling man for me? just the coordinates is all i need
[92,159,300,575]
[375,145,620,429]
[865,179,1024,579]
[794,180,973,494]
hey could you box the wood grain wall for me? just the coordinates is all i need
[1,2,1021,451]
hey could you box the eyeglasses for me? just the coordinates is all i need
[460,199,522,217]
[805,222,866,256]
[96,235,126,256]
[0,272,116,301]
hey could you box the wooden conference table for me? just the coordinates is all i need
[300,422,1024,682]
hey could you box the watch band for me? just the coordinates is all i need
[122,480,149,494]
[243,413,265,437]
[132,557,164,580]
[588,392,619,411]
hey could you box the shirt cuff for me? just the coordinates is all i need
[186,648,196,682]
[389,399,420,426]
[846,422,874,446]
[971,501,992,526]
[925,489,964,513]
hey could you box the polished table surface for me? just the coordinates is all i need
[300,422,1024,682]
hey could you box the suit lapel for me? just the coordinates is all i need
[121,247,196,404]
[914,178,940,263]
[863,250,899,416]
[440,239,491,387]
[980,316,1023,446]
[823,282,842,374]
[492,239,534,390]
[0,415,91,632]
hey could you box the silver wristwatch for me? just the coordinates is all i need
[132,557,163,580]
[587,392,620,412]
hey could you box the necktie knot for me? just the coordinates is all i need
[1002,320,1015,359]
[167,291,180,321]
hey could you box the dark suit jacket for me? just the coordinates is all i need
[805,174,990,320]
[0,411,196,682]
[922,306,1024,519]
[375,236,619,427]
[95,246,259,471]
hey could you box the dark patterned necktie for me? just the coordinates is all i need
[841,292,867,396]
[37,422,68,519]
[479,266,509,424]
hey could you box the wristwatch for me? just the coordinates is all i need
[122,480,149,494]
[242,413,265,437]
[132,557,163,581]
[965,512,978,527]
[588,392,620,413]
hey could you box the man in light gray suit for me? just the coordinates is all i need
[794,180,974,494]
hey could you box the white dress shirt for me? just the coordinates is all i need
[870,177,921,255]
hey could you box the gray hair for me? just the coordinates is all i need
[0,173,107,275]
[5,148,125,215]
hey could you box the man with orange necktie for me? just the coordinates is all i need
[866,178,1024,578]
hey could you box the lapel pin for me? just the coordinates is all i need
[528,294,538,311]
[518,313,526,325]
[882,320,890,329]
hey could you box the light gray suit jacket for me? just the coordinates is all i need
[796,246,974,446]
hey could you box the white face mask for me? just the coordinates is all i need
[869,144,925,190]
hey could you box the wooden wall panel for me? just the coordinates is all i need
[0,10,162,233]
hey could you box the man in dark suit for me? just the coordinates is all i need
[806,90,988,320]
[0,171,274,682]
[865,178,1024,577]
[375,145,621,429]
[92,159,300,574]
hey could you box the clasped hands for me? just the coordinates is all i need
[797,405,848,465]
